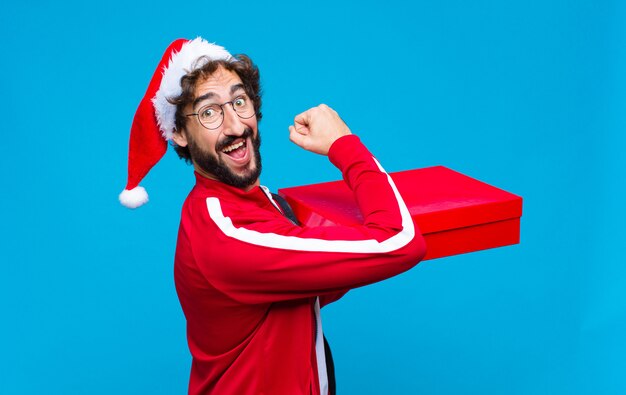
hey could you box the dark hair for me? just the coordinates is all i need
[167,54,262,162]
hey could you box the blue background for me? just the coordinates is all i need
[1,0,624,394]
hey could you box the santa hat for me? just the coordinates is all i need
[119,37,233,208]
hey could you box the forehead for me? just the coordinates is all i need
[194,66,244,99]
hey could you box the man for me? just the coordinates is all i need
[120,37,426,395]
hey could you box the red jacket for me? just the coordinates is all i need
[174,135,426,394]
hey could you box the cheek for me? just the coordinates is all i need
[247,118,259,133]
[191,131,219,155]
[198,132,218,150]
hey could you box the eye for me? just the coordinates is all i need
[233,96,247,108]
[199,105,220,120]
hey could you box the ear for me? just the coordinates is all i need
[172,129,188,147]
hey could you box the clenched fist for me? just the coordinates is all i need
[288,104,352,156]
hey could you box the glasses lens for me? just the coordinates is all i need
[233,95,255,119]
[199,104,223,129]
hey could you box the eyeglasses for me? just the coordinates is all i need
[185,94,255,130]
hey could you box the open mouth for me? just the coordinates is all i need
[222,139,249,162]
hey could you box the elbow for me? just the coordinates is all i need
[415,232,427,263]
[401,231,427,270]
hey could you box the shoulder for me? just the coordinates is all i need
[183,189,293,231]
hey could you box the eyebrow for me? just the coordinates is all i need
[192,83,247,110]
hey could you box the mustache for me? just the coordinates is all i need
[216,128,254,151]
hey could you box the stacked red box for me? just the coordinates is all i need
[279,166,523,260]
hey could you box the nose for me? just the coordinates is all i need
[221,103,245,136]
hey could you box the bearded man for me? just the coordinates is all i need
[120,37,426,395]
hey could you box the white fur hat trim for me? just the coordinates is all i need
[152,37,233,141]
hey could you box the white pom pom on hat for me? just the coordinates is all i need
[120,37,233,209]
[119,186,149,209]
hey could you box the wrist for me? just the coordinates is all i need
[328,134,361,168]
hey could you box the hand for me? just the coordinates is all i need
[288,104,352,156]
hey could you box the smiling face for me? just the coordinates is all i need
[172,66,262,190]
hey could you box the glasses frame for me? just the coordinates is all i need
[185,94,256,130]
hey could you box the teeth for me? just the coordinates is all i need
[223,141,245,153]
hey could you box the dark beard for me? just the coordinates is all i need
[187,128,262,189]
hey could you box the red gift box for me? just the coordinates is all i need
[278,166,523,260]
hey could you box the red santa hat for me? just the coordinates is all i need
[119,37,233,208]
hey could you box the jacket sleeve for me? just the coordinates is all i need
[186,135,427,305]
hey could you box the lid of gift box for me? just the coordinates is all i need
[278,165,523,234]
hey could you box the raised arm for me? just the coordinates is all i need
[182,105,427,304]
